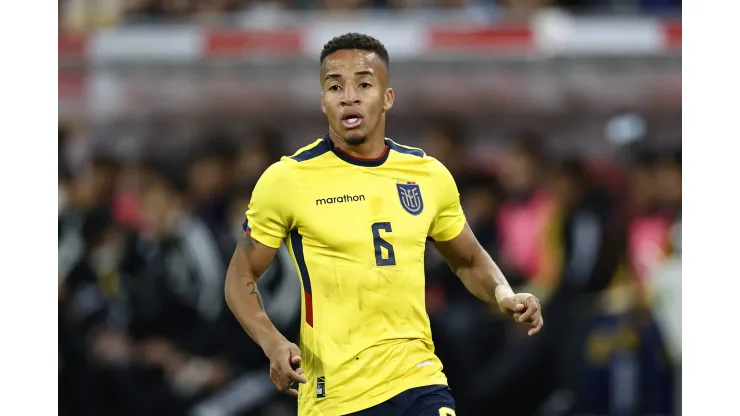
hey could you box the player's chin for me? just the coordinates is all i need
[343,131,367,146]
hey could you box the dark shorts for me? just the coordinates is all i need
[346,385,456,416]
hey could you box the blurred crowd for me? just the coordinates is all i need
[58,119,681,416]
[59,0,681,32]
[116,0,682,15]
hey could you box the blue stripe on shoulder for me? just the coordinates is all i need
[387,141,425,158]
[290,139,332,162]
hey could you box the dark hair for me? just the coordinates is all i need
[187,137,236,168]
[320,33,390,70]
[251,127,285,163]
[139,160,187,195]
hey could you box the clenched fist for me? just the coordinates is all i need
[497,291,544,336]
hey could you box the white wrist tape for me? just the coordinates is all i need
[495,285,515,303]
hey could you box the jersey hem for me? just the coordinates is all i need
[306,378,448,416]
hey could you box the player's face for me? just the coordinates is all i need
[321,49,394,145]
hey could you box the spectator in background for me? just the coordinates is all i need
[467,153,621,415]
[546,158,620,295]
[232,128,284,187]
[60,206,127,416]
[536,158,623,415]
[426,173,507,415]
[127,166,226,330]
[495,132,559,291]
[421,117,473,181]
[460,174,503,253]
[421,117,486,298]
[654,149,682,218]
[626,149,676,287]
[627,149,659,216]
[109,160,151,229]
[59,153,119,284]
[575,148,679,416]
[104,168,231,412]
[186,141,236,230]
[627,150,680,415]
[89,156,122,208]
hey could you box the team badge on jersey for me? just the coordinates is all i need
[397,182,424,215]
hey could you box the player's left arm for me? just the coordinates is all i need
[433,225,543,335]
[428,162,543,335]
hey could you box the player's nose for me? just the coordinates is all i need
[340,85,360,106]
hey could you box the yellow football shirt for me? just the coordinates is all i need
[244,135,466,415]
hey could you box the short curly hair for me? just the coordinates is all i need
[320,33,389,70]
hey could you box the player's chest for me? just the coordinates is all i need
[293,171,435,251]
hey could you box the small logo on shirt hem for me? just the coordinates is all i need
[317,376,326,398]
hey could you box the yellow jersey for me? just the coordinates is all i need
[244,135,466,415]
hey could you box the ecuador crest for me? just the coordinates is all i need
[397,182,424,215]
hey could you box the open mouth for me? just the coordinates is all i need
[341,113,363,129]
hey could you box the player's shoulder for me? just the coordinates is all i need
[285,137,332,164]
[386,138,450,172]
[259,137,330,179]
[386,138,427,159]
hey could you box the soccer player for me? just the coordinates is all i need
[225,33,544,416]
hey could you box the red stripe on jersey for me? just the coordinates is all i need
[304,292,314,327]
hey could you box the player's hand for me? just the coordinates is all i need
[498,293,544,336]
[264,338,307,396]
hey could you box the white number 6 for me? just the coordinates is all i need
[439,408,456,416]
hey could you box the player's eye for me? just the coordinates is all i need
[328,85,341,91]
[359,82,371,89]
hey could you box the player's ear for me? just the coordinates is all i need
[320,92,327,115]
[383,88,394,112]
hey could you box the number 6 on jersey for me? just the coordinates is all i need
[371,222,396,266]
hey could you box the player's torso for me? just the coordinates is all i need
[285,138,447,414]
[290,148,435,343]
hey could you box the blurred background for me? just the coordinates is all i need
[58,1,681,415]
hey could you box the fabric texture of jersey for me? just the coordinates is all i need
[244,135,466,415]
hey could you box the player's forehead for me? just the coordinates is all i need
[321,49,385,76]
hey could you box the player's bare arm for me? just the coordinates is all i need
[225,233,307,395]
[433,223,544,336]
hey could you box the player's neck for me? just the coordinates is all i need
[329,131,387,159]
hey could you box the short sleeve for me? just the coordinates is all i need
[428,161,466,242]
[244,160,294,249]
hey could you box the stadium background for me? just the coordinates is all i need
[58,1,681,415]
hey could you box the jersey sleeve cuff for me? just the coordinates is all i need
[430,218,466,242]
[244,222,284,249]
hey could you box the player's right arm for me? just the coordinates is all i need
[224,160,306,395]
[224,233,282,352]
